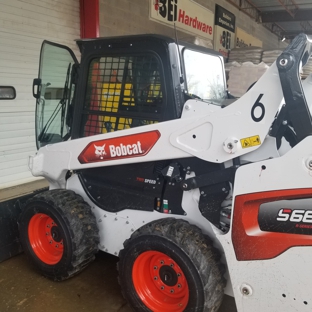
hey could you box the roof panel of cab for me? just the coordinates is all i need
[75,34,175,53]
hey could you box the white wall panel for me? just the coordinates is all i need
[0,0,80,189]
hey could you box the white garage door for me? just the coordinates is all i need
[0,0,80,189]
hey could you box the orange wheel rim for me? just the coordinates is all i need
[28,213,64,265]
[132,251,189,312]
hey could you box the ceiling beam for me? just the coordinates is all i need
[283,30,312,39]
[261,9,312,23]
[226,0,261,21]
[300,21,312,32]
[226,0,284,38]
[277,0,298,18]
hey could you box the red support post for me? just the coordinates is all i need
[80,0,100,39]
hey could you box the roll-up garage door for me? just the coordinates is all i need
[0,0,80,189]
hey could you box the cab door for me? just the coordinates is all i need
[33,41,79,149]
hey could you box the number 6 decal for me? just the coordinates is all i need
[251,94,265,122]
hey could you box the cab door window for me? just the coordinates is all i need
[35,42,78,148]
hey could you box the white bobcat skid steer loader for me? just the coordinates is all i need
[18,33,312,311]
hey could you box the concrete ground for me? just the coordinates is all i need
[0,180,237,312]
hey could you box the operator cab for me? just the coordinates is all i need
[33,34,227,148]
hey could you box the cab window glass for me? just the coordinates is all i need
[183,49,226,102]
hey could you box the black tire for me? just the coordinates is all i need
[18,189,99,281]
[118,218,226,312]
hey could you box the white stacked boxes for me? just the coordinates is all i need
[227,62,269,97]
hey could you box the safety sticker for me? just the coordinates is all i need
[240,135,261,148]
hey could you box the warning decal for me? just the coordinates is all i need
[240,135,261,148]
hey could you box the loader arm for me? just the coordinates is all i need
[30,35,312,191]
[270,33,312,143]
[29,61,284,189]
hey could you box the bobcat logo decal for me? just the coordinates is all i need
[94,144,106,159]
[78,131,161,164]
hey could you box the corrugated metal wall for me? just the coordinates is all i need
[0,0,80,189]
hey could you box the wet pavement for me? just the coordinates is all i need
[0,252,237,312]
